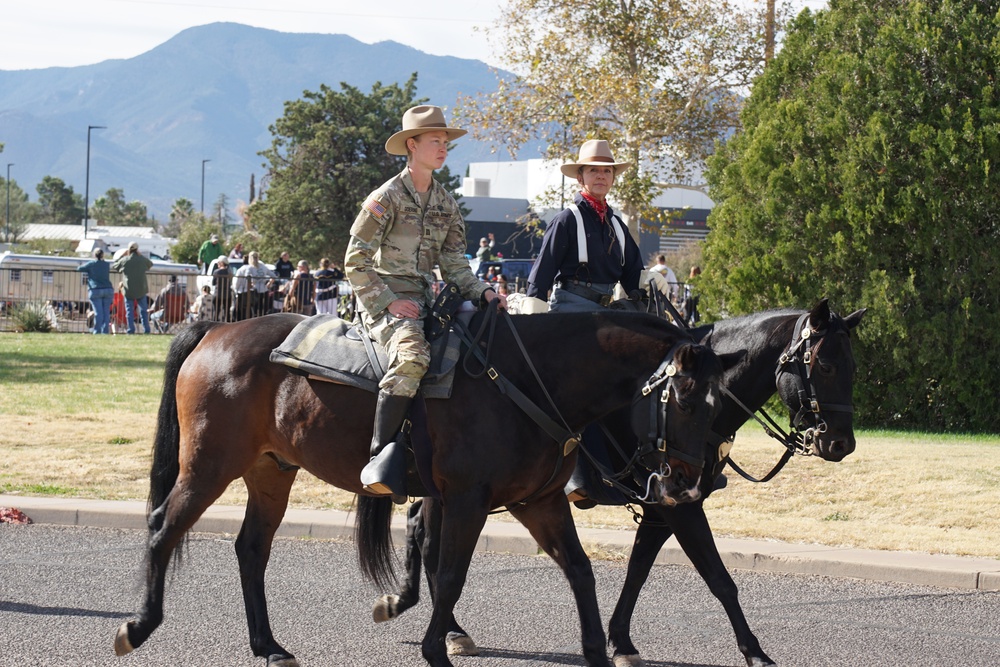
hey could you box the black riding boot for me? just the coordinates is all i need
[564,425,627,509]
[360,391,413,504]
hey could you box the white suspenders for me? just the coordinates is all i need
[567,203,627,266]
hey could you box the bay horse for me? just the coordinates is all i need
[376,299,866,666]
[113,307,730,667]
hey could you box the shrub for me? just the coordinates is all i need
[10,302,54,333]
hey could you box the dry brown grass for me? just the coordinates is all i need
[2,332,998,560]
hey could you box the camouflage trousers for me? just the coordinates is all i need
[361,309,430,399]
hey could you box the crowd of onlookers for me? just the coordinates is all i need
[65,231,699,335]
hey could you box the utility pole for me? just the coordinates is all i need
[201,159,211,214]
[765,0,776,63]
[5,163,12,243]
[85,125,106,239]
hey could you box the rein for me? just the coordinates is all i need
[452,301,579,511]
[447,298,686,511]
[720,312,854,483]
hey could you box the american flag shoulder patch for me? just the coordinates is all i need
[364,197,387,219]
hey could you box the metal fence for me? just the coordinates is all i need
[0,267,355,333]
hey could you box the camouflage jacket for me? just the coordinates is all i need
[345,168,488,316]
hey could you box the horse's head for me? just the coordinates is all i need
[775,299,866,462]
[633,342,733,506]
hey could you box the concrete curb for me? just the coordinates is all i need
[2,494,998,591]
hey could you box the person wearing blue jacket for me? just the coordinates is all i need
[76,248,115,334]
[526,139,643,311]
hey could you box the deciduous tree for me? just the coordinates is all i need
[459,0,785,237]
[702,0,1000,430]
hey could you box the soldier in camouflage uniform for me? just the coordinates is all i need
[346,105,508,501]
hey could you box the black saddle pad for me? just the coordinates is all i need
[268,314,464,399]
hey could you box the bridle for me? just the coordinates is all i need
[581,342,708,505]
[720,312,854,483]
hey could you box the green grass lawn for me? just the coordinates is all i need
[1,332,171,415]
[2,331,999,559]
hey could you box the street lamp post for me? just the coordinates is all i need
[84,125,106,239]
[5,163,12,244]
[201,159,211,214]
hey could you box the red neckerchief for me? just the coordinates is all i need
[579,190,608,223]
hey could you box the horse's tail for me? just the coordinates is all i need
[355,496,397,590]
[148,321,219,520]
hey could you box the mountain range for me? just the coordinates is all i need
[0,22,523,221]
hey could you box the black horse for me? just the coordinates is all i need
[376,299,866,666]
[113,308,730,667]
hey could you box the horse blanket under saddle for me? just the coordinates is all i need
[268,314,463,399]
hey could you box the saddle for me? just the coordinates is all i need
[269,294,472,501]
[268,314,465,399]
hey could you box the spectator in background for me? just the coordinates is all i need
[191,284,215,322]
[212,255,233,321]
[76,248,114,334]
[649,254,679,302]
[110,282,128,334]
[112,242,153,334]
[314,257,343,316]
[149,275,190,333]
[228,241,245,262]
[198,233,224,275]
[284,259,315,315]
[683,265,701,327]
[476,233,495,262]
[234,251,275,319]
[274,251,294,279]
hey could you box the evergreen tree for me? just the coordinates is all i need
[703,0,1000,430]
[36,176,84,225]
[249,75,423,264]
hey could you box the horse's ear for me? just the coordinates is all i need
[717,350,745,372]
[809,298,831,329]
[843,308,867,330]
[673,343,696,372]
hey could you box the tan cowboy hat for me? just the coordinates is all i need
[385,105,467,156]
[560,139,632,178]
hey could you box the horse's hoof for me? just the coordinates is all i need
[747,658,777,667]
[446,631,479,656]
[613,654,643,667]
[266,654,301,667]
[372,594,399,623]
[113,622,134,656]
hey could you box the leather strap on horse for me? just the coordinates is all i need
[662,304,806,483]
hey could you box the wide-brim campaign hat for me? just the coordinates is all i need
[560,139,632,177]
[385,105,467,156]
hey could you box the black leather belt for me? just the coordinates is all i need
[557,280,614,307]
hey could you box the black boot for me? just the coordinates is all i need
[360,391,413,504]
[565,454,627,509]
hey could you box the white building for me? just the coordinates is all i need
[17,223,177,260]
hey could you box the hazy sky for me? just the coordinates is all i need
[2,0,829,71]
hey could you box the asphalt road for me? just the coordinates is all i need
[1,525,999,667]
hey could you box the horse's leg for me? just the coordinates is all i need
[237,457,300,667]
[607,507,675,667]
[412,498,478,656]
[671,502,776,667]
[373,499,425,623]
[115,472,232,656]
[510,493,613,667]
[420,498,488,667]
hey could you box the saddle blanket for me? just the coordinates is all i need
[268,314,462,399]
